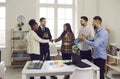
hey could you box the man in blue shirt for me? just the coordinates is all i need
[80,16,109,79]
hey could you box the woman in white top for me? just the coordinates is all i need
[25,19,52,61]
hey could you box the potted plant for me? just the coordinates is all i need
[72,45,80,55]
[17,22,24,31]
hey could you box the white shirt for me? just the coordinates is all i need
[78,25,94,51]
[25,30,49,54]
[40,26,45,31]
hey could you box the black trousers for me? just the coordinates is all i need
[80,50,92,62]
[93,58,106,79]
[29,54,46,79]
[61,53,71,79]
[40,49,50,60]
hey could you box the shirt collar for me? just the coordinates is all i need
[96,27,103,33]
[83,25,88,28]
[41,26,44,28]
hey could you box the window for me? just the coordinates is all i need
[39,7,55,37]
[0,0,6,47]
[0,0,6,3]
[39,0,74,39]
[40,0,54,4]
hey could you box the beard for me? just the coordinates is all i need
[94,26,97,30]
[81,23,85,26]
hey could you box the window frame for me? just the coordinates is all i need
[39,0,75,38]
[0,1,6,48]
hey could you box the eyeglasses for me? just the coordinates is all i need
[42,21,47,22]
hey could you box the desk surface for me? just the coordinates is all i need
[22,59,99,76]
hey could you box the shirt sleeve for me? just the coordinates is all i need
[78,29,81,38]
[45,28,52,39]
[48,28,52,39]
[85,33,106,48]
[88,27,95,40]
[31,31,49,43]
[55,34,62,42]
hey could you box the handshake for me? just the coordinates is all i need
[49,39,57,43]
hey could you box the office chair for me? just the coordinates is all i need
[70,67,94,79]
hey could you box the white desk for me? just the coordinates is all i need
[22,60,100,79]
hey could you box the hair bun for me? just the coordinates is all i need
[29,19,37,27]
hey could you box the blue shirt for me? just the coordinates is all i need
[84,27,109,60]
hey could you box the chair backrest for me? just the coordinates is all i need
[71,67,94,79]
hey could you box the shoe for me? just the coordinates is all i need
[51,76,57,79]
[63,75,70,79]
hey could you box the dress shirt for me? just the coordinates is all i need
[85,27,109,59]
[78,25,94,50]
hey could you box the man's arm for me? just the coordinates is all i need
[88,27,94,40]
[47,28,52,39]
[84,34,106,48]
[31,31,49,43]
[43,28,52,39]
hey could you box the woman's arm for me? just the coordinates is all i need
[31,31,49,43]
[68,32,75,45]
[54,33,63,42]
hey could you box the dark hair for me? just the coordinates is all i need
[93,16,102,23]
[40,17,46,22]
[80,16,88,22]
[61,23,73,38]
[28,19,37,28]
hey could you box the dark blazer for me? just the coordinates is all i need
[35,26,52,52]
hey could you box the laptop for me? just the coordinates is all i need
[64,53,91,68]
[27,61,43,69]
[27,52,48,69]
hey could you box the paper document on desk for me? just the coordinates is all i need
[46,61,71,70]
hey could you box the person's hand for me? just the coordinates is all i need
[79,34,87,41]
[43,32,48,38]
[79,37,86,41]
[82,34,88,39]
[53,39,57,42]
[49,39,54,43]
[63,42,70,45]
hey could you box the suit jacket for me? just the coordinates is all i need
[25,30,49,54]
[35,26,52,51]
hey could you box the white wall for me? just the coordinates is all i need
[1,0,38,66]
[98,0,120,43]
[0,0,120,66]
[76,0,98,33]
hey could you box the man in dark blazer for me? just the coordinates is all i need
[36,17,52,60]
[35,17,57,79]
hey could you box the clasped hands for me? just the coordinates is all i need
[49,39,56,43]
[49,39,69,45]
[78,34,88,41]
